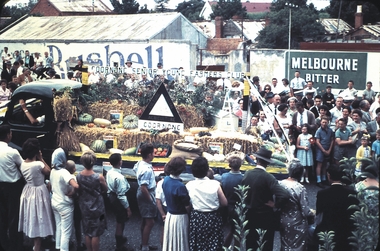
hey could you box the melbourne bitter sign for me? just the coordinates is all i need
[286,51,367,90]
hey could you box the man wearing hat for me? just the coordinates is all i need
[322,85,335,110]
[1,61,14,83]
[242,146,290,251]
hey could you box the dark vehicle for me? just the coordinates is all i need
[0,79,82,162]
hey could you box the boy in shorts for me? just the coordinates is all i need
[315,116,334,187]
[107,153,132,251]
[133,143,158,251]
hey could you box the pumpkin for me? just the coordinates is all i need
[93,118,111,127]
[123,115,139,129]
[90,140,107,153]
[78,113,93,125]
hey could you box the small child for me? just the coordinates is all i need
[355,135,372,177]
[372,129,380,157]
[296,124,313,183]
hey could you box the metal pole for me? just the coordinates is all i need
[335,0,343,43]
[287,7,291,80]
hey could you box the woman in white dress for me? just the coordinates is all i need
[18,138,54,251]
[274,104,292,141]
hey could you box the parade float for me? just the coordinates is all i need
[52,71,289,178]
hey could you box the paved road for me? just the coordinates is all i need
[22,167,321,251]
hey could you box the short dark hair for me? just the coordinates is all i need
[338,117,347,124]
[0,79,7,85]
[314,95,322,100]
[307,99,314,106]
[8,82,18,92]
[295,101,304,108]
[342,106,351,113]
[319,105,328,111]
[351,109,362,118]
[166,157,186,176]
[140,143,154,159]
[191,157,209,178]
[22,138,40,159]
[327,164,343,181]
[348,80,354,85]
[109,153,122,166]
[278,103,288,112]
[0,125,11,141]
[320,115,330,122]
[228,156,242,171]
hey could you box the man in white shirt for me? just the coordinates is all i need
[340,80,358,99]
[290,71,306,93]
[271,78,285,95]
[0,125,25,251]
[329,96,344,131]
[303,81,318,98]
[369,94,380,119]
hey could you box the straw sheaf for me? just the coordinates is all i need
[74,126,182,151]
[53,95,73,122]
[86,101,204,129]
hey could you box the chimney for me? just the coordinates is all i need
[355,5,363,29]
[215,16,223,38]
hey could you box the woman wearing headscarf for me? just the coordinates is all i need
[50,148,79,251]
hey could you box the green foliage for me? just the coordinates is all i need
[176,0,205,21]
[138,4,150,13]
[223,184,253,251]
[318,231,336,251]
[110,0,140,14]
[326,0,380,28]
[246,12,267,20]
[339,156,357,186]
[210,0,247,20]
[348,188,379,251]
[256,0,325,49]
[0,0,37,30]
[154,0,169,12]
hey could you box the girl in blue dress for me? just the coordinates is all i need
[296,124,313,183]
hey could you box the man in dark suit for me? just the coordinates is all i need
[367,109,380,142]
[242,147,290,251]
[24,50,34,69]
[1,61,13,83]
[313,164,359,251]
[292,101,317,139]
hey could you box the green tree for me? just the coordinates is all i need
[0,0,37,30]
[155,0,169,12]
[110,0,139,14]
[176,0,204,21]
[210,0,247,20]
[256,0,325,49]
[326,0,380,27]
[138,4,150,13]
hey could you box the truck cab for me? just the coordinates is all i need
[0,79,82,162]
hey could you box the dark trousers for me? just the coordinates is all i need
[245,210,276,251]
[0,178,25,251]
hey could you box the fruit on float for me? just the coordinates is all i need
[189,127,209,135]
[87,123,95,128]
[136,109,142,116]
[272,153,287,162]
[80,143,90,152]
[93,118,111,127]
[124,147,137,155]
[123,115,139,129]
[100,124,106,128]
[90,140,107,153]
[78,113,93,124]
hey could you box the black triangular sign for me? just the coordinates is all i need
[138,83,184,132]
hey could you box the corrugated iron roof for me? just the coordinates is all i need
[320,18,353,35]
[192,20,264,41]
[49,0,113,13]
[0,13,183,42]
[362,24,380,37]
